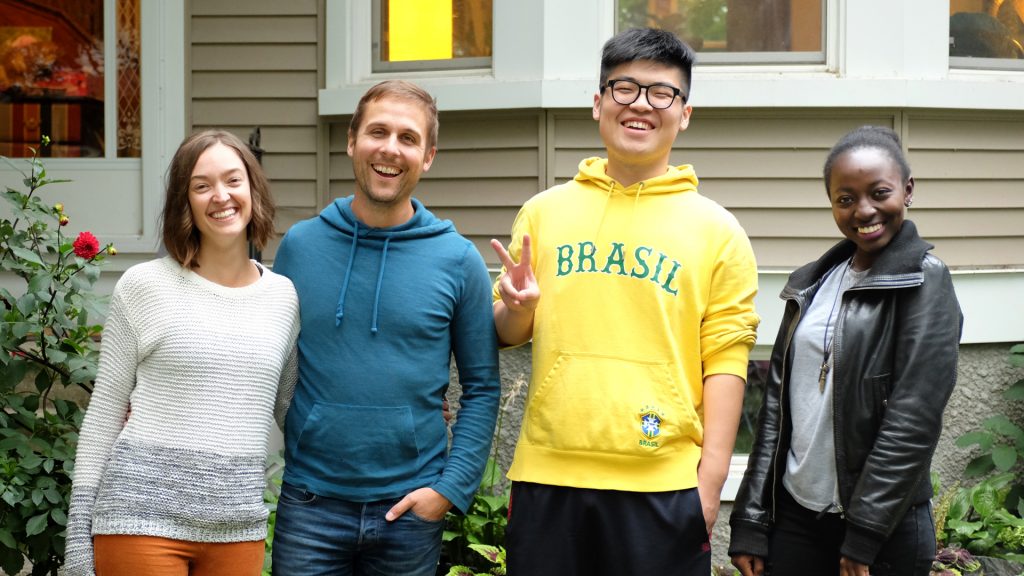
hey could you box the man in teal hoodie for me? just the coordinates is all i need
[271,80,500,576]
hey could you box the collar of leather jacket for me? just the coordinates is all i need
[783,220,933,296]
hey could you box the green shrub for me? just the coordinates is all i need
[936,343,1024,563]
[0,140,113,574]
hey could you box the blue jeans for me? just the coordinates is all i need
[271,482,444,576]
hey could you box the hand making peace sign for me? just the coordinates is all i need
[490,233,540,313]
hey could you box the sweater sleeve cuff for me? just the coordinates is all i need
[727,518,770,559]
[430,480,472,515]
[840,522,885,565]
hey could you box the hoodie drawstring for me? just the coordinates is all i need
[595,181,615,240]
[335,220,360,326]
[334,221,391,334]
[632,181,644,230]
[370,236,391,334]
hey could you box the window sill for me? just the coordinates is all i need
[320,72,1024,115]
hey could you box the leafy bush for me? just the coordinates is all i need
[262,451,285,576]
[439,377,524,575]
[938,473,1024,561]
[935,344,1024,563]
[445,543,505,576]
[441,457,508,575]
[0,141,113,574]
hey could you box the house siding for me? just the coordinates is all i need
[187,0,325,260]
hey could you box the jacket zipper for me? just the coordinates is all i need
[771,300,802,522]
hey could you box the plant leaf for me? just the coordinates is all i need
[1009,343,1024,366]
[991,444,1018,471]
[983,415,1020,437]
[1005,379,1024,401]
[956,431,993,451]
[9,246,44,266]
[964,454,995,478]
[49,508,67,526]
[25,512,48,536]
[972,484,999,518]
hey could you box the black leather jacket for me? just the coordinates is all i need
[728,221,963,564]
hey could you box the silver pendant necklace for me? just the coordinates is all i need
[818,259,852,393]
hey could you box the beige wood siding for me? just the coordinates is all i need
[328,111,545,266]
[904,113,1024,269]
[188,0,324,260]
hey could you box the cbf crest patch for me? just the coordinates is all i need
[638,405,664,448]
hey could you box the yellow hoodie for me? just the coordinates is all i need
[495,157,759,492]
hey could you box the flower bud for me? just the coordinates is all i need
[108,246,118,256]
[59,215,70,226]
[54,203,64,213]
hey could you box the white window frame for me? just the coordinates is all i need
[613,0,828,66]
[0,0,185,258]
[322,0,1024,114]
[369,1,493,73]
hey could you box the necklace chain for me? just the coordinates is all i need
[818,259,851,393]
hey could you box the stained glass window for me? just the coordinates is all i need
[375,0,492,72]
[0,0,140,158]
[617,0,825,64]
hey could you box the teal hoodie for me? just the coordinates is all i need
[273,197,500,512]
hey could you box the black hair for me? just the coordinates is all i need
[823,125,912,194]
[599,27,696,98]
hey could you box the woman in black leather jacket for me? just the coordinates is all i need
[728,126,963,576]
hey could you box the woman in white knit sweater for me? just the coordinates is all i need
[63,130,300,576]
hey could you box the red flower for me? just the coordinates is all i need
[73,231,100,259]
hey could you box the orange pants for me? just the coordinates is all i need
[93,534,264,576]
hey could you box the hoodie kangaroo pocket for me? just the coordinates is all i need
[524,353,699,455]
[295,403,420,484]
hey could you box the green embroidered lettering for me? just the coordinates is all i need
[661,260,681,296]
[650,252,667,285]
[630,246,652,279]
[602,242,627,275]
[556,244,574,276]
[577,241,597,272]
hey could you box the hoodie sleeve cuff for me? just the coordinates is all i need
[430,480,472,516]
[840,522,885,565]
[704,342,752,381]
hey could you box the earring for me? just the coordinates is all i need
[905,199,913,207]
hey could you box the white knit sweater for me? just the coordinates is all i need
[62,257,300,576]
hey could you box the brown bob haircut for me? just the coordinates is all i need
[348,80,439,150]
[161,129,275,270]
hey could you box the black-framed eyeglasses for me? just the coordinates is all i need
[602,79,685,109]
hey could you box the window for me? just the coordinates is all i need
[0,0,140,158]
[616,0,825,64]
[949,0,1024,70]
[373,0,492,72]
[736,358,769,454]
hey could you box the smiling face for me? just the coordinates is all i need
[188,142,252,252]
[593,59,692,186]
[828,146,914,271]
[347,96,436,227]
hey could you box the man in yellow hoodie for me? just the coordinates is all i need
[491,27,760,576]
